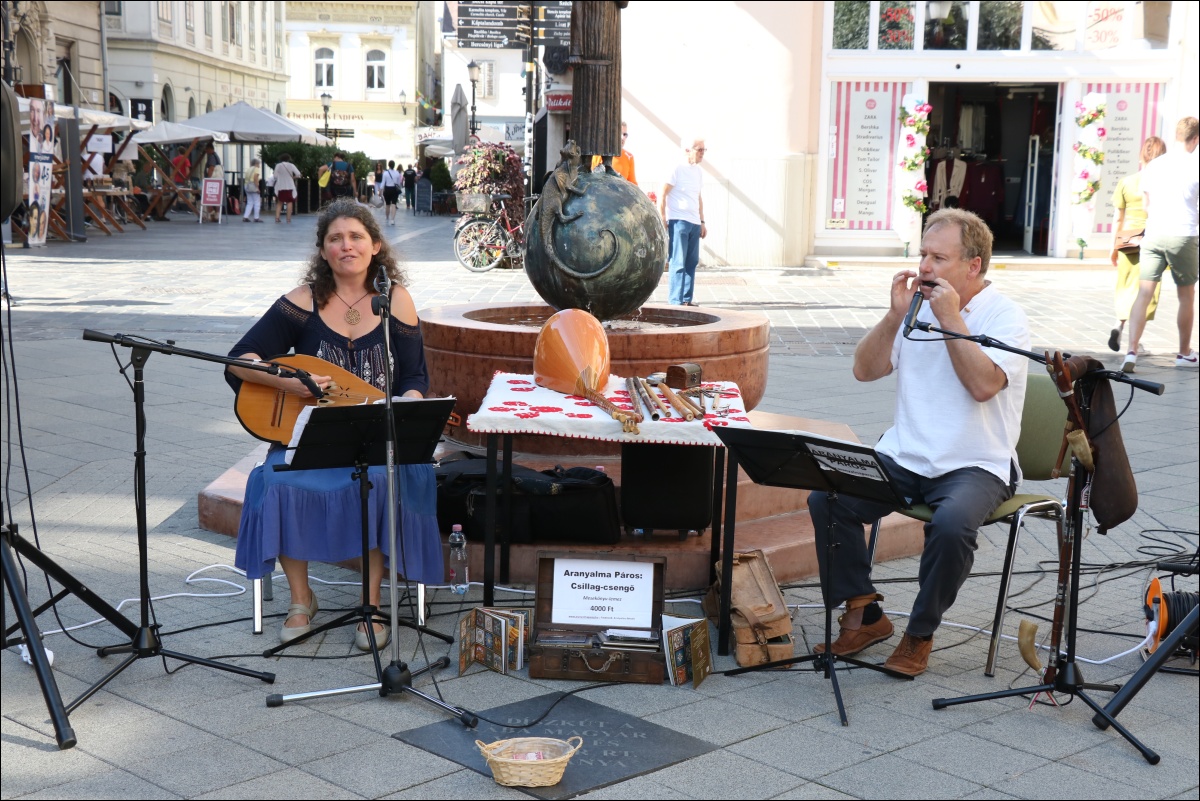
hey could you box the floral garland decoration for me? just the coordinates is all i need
[1069,92,1107,252]
[894,97,933,250]
[897,102,932,137]
[1075,99,1106,128]
[1072,141,1105,165]
[901,180,929,214]
[1073,171,1101,204]
[900,146,931,171]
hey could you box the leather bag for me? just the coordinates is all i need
[1114,228,1144,253]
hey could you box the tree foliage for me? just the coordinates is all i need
[258,142,372,182]
[453,142,525,227]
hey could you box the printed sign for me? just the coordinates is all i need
[828,81,909,231]
[25,98,56,247]
[1089,82,1163,234]
[551,558,654,629]
[201,178,224,207]
[87,133,113,153]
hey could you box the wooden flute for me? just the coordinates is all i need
[657,381,695,422]
[639,378,672,419]
[629,376,660,421]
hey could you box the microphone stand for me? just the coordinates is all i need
[64,331,281,713]
[364,270,477,725]
[903,320,1166,397]
[900,321,1167,762]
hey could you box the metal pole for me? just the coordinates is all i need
[470,79,477,135]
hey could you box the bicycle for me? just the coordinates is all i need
[453,192,538,273]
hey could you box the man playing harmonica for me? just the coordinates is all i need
[808,209,1030,676]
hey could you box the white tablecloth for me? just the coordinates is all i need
[466,372,752,446]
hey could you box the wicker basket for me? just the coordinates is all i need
[457,192,493,214]
[476,736,583,787]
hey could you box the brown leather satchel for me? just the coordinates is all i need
[1114,228,1144,253]
[1063,355,1138,530]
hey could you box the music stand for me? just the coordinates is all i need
[714,427,914,725]
[261,399,475,723]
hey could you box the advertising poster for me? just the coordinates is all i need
[828,81,909,231]
[26,98,56,247]
[1090,82,1163,234]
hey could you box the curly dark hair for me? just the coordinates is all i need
[302,199,408,309]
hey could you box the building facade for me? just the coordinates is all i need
[5,0,105,107]
[104,0,289,125]
[814,0,1197,259]
[616,0,1197,266]
[284,0,423,162]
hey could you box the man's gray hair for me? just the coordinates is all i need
[924,208,994,275]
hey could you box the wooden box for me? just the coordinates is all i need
[527,551,667,684]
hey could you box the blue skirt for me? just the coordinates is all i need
[234,447,444,585]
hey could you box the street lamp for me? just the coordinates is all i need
[467,60,480,135]
[398,89,407,115]
[320,91,332,140]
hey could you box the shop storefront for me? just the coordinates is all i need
[814,1,1193,258]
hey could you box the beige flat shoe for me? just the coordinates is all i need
[279,591,319,644]
[355,618,390,652]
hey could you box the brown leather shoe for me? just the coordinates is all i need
[814,612,894,656]
[884,633,933,676]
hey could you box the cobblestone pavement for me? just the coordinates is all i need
[2,205,1197,800]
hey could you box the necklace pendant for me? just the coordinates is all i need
[344,308,362,325]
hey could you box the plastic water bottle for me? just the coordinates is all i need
[449,524,468,595]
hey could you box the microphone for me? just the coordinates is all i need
[903,289,924,335]
[373,266,392,295]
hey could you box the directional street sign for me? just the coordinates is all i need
[533,0,570,46]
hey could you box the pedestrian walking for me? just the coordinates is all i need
[381,160,402,225]
[242,158,263,223]
[1123,117,1200,372]
[403,163,418,211]
[272,153,302,224]
[1107,137,1166,353]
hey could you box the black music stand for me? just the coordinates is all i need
[714,427,914,725]
[262,399,475,724]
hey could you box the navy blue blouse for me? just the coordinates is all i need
[226,294,429,397]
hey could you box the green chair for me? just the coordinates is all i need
[867,371,1066,676]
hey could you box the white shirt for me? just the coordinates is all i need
[876,283,1030,485]
[1141,148,1199,238]
[272,162,301,193]
[665,163,703,225]
[382,169,401,187]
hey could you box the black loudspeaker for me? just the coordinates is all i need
[1,81,24,220]
[619,443,715,535]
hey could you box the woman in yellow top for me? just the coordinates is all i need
[1108,136,1166,352]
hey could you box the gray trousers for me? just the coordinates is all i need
[807,453,1012,637]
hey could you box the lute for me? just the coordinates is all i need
[233,353,384,445]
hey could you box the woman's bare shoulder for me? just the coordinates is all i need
[284,284,315,311]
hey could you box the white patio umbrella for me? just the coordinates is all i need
[450,85,469,155]
[132,121,231,146]
[183,101,332,144]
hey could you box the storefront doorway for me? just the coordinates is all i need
[926,82,1059,255]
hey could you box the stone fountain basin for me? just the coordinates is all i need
[421,302,771,455]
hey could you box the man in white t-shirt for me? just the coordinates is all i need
[807,209,1030,677]
[1123,116,1199,372]
[659,137,707,306]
